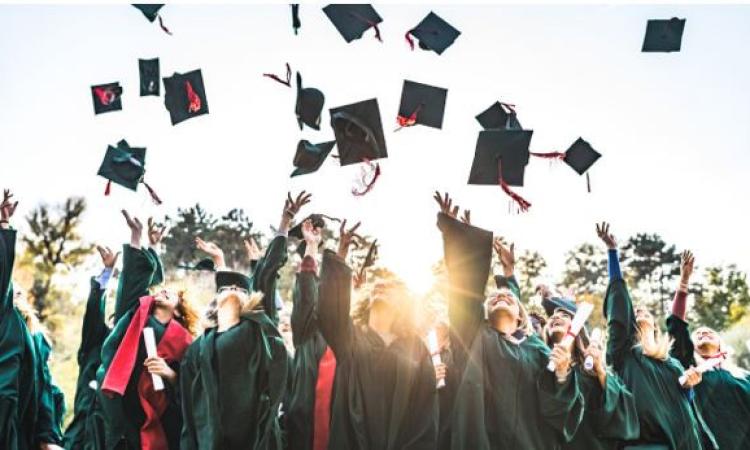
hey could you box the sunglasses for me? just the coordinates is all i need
[218,286,249,296]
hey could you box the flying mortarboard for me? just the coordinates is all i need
[91,82,123,115]
[139,58,160,96]
[396,80,448,130]
[323,4,383,43]
[476,101,522,130]
[642,18,685,52]
[330,98,388,166]
[132,4,172,35]
[405,12,461,55]
[291,140,336,177]
[529,137,601,192]
[163,69,209,125]
[296,72,325,130]
[97,140,162,204]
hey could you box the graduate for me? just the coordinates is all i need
[97,211,198,450]
[598,222,718,450]
[666,250,750,450]
[0,189,42,450]
[541,296,640,449]
[434,192,584,450]
[180,192,306,450]
[64,245,119,450]
[317,218,438,450]
[284,217,337,450]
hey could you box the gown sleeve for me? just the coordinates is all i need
[291,256,320,348]
[34,334,64,445]
[317,250,354,359]
[666,288,697,369]
[179,344,199,450]
[252,235,288,324]
[0,229,22,449]
[603,250,637,372]
[494,274,521,302]
[0,229,16,313]
[592,370,640,441]
[537,364,584,443]
[113,245,157,323]
[78,277,108,366]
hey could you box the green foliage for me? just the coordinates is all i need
[621,233,680,317]
[562,243,607,296]
[516,250,547,300]
[691,265,750,331]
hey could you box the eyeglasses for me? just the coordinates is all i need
[218,286,249,296]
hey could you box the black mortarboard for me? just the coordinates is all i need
[133,4,163,22]
[468,129,533,187]
[437,213,493,302]
[163,69,209,125]
[642,18,685,53]
[323,4,383,43]
[91,82,123,115]
[563,137,601,175]
[97,140,146,191]
[330,98,388,166]
[296,72,325,131]
[289,214,327,257]
[139,58,160,96]
[542,296,578,317]
[179,258,216,272]
[215,271,252,292]
[476,101,522,131]
[397,80,448,129]
[406,12,461,55]
[291,140,336,177]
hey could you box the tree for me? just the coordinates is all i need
[516,250,547,300]
[621,233,680,318]
[691,265,750,331]
[21,197,94,320]
[561,243,607,296]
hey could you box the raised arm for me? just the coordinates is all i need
[667,250,697,369]
[79,246,118,364]
[113,211,156,322]
[0,189,18,312]
[34,334,64,447]
[598,222,637,372]
[493,238,521,301]
[291,218,322,347]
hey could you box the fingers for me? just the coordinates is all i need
[450,205,458,217]
[121,209,132,225]
[348,221,362,235]
[339,219,347,235]
[96,245,106,258]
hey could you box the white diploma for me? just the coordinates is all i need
[678,356,723,386]
[143,327,164,391]
[427,329,446,389]
[547,302,594,372]
[584,328,603,371]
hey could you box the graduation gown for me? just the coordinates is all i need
[64,278,111,450]
[0,228,39,450]
[604,279,717,450]
[33,332,65,447]
[437,213,584,450]
[667,314,750,450]
[318,250,438,450]
[180,235,291,450]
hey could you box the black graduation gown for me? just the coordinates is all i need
[668,314,750,450]
[33,332,65,446]
[0,228,39,450]
[604,279,717,450]
[318,250,438,450]
[437,213,584,450]
[285,262,331,450]
[64,278,109,450]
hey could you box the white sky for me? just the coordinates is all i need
[1,3,749,294]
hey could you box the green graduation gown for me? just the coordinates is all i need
[604,279,717,449]
[64,278,111,450]
[33,332,65,447]
[318,250,438,450]
[668,314,750,450]
[179,235,290,450]
[437,213,584,450]
[0,228,39,450]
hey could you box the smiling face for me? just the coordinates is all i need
[486,288,520,322]
[692,326,721,356]
[153,288,179,312]
[545,308,574,343]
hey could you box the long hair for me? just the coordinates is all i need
[692,330,749,379]
[542,321,590,369]
[485,288,534,337]
[14,290,46,336]
[202,290,263,329]
[173,290,200,336]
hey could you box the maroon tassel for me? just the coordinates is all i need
[93,87,115,106]
[349,12,382,42]
[394,104,422,132]
[158,15,172,35]
[529,151,566,160]
[104,180,112,196]
[352,160,381,196]
[185,81,201,113]
[142,181,163,205]
[262,63,292,87]
[498,161,531,213]
[405,30,416,50]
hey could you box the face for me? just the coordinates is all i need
[216,286,249,307]
[545,309,573,343]
[693,327,721,354]
[486,288,520,321]
[635,306,655,329]
[153,288,179,311]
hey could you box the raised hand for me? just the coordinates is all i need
[353,270,367,289]
[680,250,695,283]
[301,218,323,255]
[493,237,515,277]
[0,189,18,227]
[121,210,143,249]
[433,191,459,219]
[280,191,312,233]
[681,366,703,388]
[596,222,617,250]
[584,340,607,387]
[244,237,262,261]
[550,343,573,383]
[195,237,226,269]
[147,217,167,247]
[460,209,472,225]
[96,245,120,269]
[337,219,362,260]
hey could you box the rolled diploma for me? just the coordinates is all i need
[547,302,594,372]
[427,329,446,389]
[143,327,164,391]
[678,356,723,386]
[584,328,603,371]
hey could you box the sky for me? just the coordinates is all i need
[1,3,749,294]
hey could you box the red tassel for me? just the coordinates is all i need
[93,87,115,106]
[262,63,292,87]
[104,180,112,196]
[158,15,172,35]
[394,104,422,131]
[498,161,531,213]
[185,81,201,113]
[352,161,381,196]
[405,30,416,50]
[529,151,566,160]
[142,181,163,205]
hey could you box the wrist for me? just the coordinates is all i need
[304,241,319,257]
[502,267,514,278]
[555,368,571,384]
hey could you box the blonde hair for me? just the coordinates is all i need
[14,290,46,336]
[352,279,417,339]
[202,290,264,329]
[173,290,201,336]
[485,288,533,336]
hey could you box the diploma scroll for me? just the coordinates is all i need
[583,328,603,371]
[678,357,722,386]
[143,327,165,391]
[427,329,446,389]
[547,302,594,372]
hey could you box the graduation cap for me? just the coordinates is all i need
[289,214,327,257]
[323,4,383,43]
[542,296,578,317]
[163,69,209,125]
[296,72,325,130]
[529,137,601,192]
[215,271,252,292]
[97,140,162,204]
[468,130,533,212]
[91,82,123,115]
[330,98,388,166]
[132,4,172,35]
[291,140,336,177]
[178,258,215,272]
[139,58,160,96]
[397,80,448,130]
[476,101,522,130]
[405,12,461,55]
[642,18,685,52]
